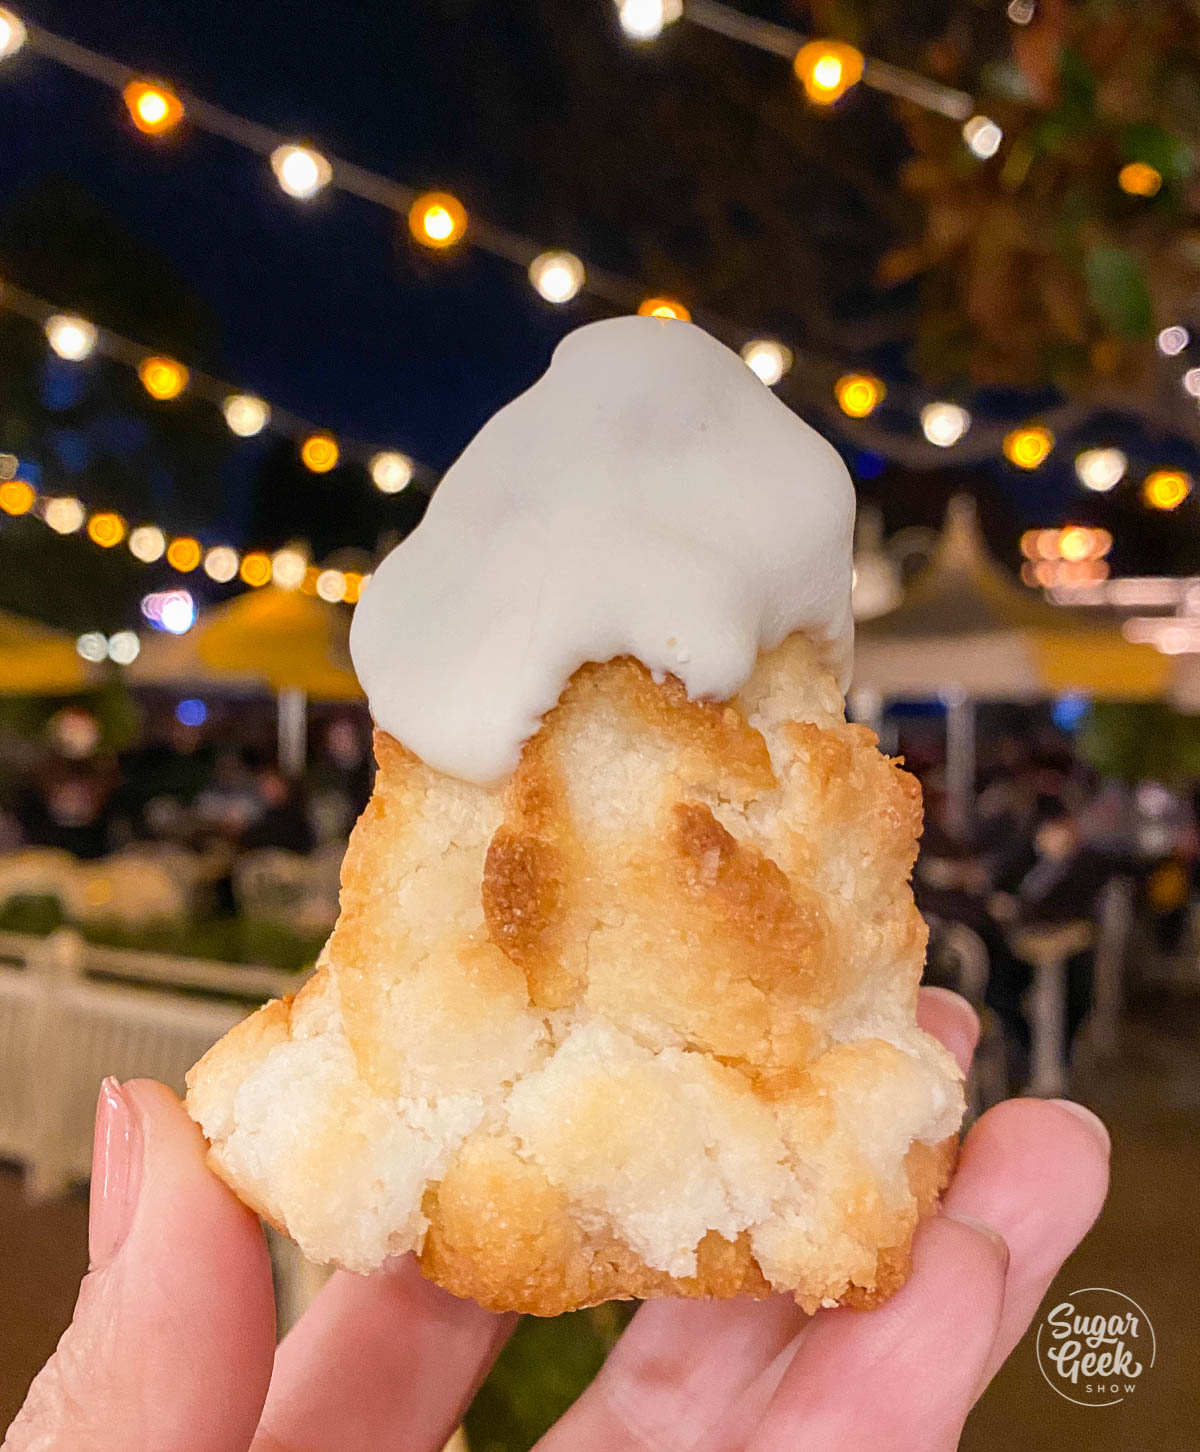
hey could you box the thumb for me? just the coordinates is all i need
[4,1079,276,1452]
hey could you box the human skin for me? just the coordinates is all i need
[3,986,1110,1452]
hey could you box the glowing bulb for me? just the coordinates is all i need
[409,191,467,248]
[271,548,308,590]
[0,8,26,59]
[370,450,413,493]
[1003,424,1054,469]
[962,115,1003,159]
[1142,469,1192,511]
[793,40,864,105]
[239,551,272,587]
[316,568,346,603]
[637,296,691,321]
[166,536,201,572]
[123,80,184,135]
[128,525,167,563]
[223,393,270,437]
[271,144,332,199]
[835,372,885,418]
[1118,162,1162,198]
[740,339,793,387]
[76,632,108,663]
[1075,447,1126,492]
[342,571,364,604]
[1058,526,1095,563]
[87,512,126,548]
[617,0,681,42]
[107,631,141,666]
[920,401,971,447]
[0,479,34,515]
[1183,368,1200,398]
[1158,325,1189,356]
[300,433,339,473]
[45,314,98,362]
[138,356,188,400]
[529,250,586,303]
[44,496,84,534]
[203,546,239,583]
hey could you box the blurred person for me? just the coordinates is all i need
[242,766,314,855]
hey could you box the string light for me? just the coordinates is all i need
[0,7,25,59]
[342,571,365,604]
[123,80,184,135]
[1058,526,1095,563]
[239,551,272,587]
[1142,469,1191,511]
[529,250,586,303]
[793,40,864,106]
[409,191,467,249]
[43,496,85,534]
[222,393,270,437]
[617,0,681,42]
[166,536,202,572]
[142,589,196,634]
[203,545,239,583]
[128,525,167,562]
[316,568,346,603]
[740,339,792,386]
[138,355,188,400]
[271,548,308,590]
[369,451,413,494]
[45,314,98,362]
[300,432,339,473]
[107,630,141,665]
[1157,325,1189,357]
[270,144,332,200]
[920,401,971,447]
[638,297,690,321]
[0,479,35,515]
[1004,424,1054,469]
[1075,447,1126,492]
[1118,162,1162,198]
[87,512,126,548]
[962,115,1002,159]
[1182,368,1200,398]
[1007,0,1036,23]
[76,632,108,663]
[835,372,885,418]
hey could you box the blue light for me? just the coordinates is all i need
[854,449,886,479]
[1051,693,1089,731]
[175,698,208,728]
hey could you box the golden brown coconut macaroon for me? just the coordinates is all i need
[187,633,963,1315]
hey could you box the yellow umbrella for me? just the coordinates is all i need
[0,609,103,695]
[193,587,362,700]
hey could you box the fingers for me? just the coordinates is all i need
[253,1256,514,1452]
[916,986,980,1074]
[743,1215,1009,1452]
[941,1096,1110,1383]
[5,1079,276,1452]
[534,1295,808,1452]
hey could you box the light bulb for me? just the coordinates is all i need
[271,144,332,199]
[409,191,467,248]
[920,401,971,447]
[835,372,885,418]
[45,314,98,362]
[0,479,34,515]
[369,451,414,494]
[0,8,26,59]
[271,548,308,590]
[1157,325,1189,357]
[1074,447,1126,492]
[637,296,690,321]
[1142,469,1192,511]
[223,394,270,437]
[107,631,141,665]
[617,0,681,42]
[300,433,339,473]
[529,250,586,303]
[793,40,864,105]
[1003,425,1054,470]
[44,496,85,534]
[128,525,167,562]
[76,632,108,663]
[138,356,188,400]
[962,115,1003,159]
[203,546,240,583]
[239,552,272,587]
[87,512,126,548]
[166,536,202,573]
[316,568,346,603]
[740,339,793,387]
[123,80,184,135]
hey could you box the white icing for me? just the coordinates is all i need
[351,316,855,782]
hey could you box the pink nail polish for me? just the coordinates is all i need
[89,1077,143,1269]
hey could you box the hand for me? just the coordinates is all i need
[4,987,1109,1452]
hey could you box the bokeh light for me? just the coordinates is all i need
[370,451,414,494]
[1157,325,1189,357]
[138,356,189,400]
[203,545,240,583]
[271,548,308,590]
[637,297,691,321]
[342,571,364,605]
[166,536,202,572]
[1003,424,1054,469]
[107,631,141,666]
[1118,161,1163,198]
[43,496,85,534]
[962,115,1003,159]
[920,401,971,447]
[176,698,207,727]
[740,339,793,387]
[0,479,35,515]
[123,80,184,135]
[529,250,586,303]
[793,40,864,105]
[316,568,346,603]
[141,589,196,635]
[128,525,167,563]
[1142,469,1192,511]
[223,394,270,437]
[45,314,98,362]
[1075,447,1127,492]
[408,191,467,248]
[617,0,681,41]
[239,551,272,587]
[0,8,26,59]
[87,512,126,548]
[76,632,108,663]
[835,372,885,418]
[271,143,332,199]
[300,433,339,473]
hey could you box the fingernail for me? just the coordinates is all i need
[1048,1098,1111,1155]
[922,986,981,1038]
[89,1077,143,1269]
[943,1212,1010,1266]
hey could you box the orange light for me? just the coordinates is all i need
[1018,529,1041,560]
[408,191,467,249]
[637,297,691,321]
[123,80,184,135]
[1034,561,1056,587]
[1093,528,1113,558]
[1118,162,1162,198]
[1034,528,1060,561]
[342,571,364,604]
[301,565,320,595]
[166,536,202,572]
[835,372,885,418]
[793,40,865,105]
[139,356,189,400]
[1004,424,1054,470]
[300,433,339,473]
[87,512,126,548]
[239,551,272,587]
[0,478,34,515]
[1058,526,1094,563]
[1142,469,1192,511]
